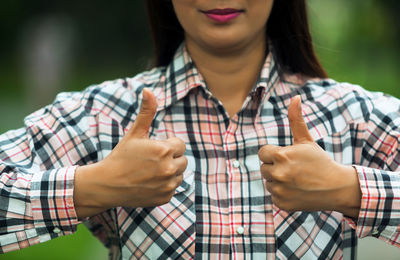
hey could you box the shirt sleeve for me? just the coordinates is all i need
[0,89,98,253]
[345,93,400,248]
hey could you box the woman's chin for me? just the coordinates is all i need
[198,37,253,55]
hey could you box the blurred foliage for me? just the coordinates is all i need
[0,0,399,259]
[309,0,400,97]
[2,225,107,260]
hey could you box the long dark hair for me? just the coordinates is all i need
[146,0,328,78]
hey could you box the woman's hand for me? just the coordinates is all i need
[258,96,362,218]
[73,89,187,218]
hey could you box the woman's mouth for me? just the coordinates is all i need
[202,8,244,23]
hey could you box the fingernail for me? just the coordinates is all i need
[142,88,148,101]
[297,95,302,110]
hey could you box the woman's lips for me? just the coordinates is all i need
[202,8,243,23]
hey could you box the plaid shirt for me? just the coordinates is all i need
[1,44,400,259]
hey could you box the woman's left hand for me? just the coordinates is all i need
[258,96,362,218]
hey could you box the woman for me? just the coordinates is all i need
[1,0,399,259]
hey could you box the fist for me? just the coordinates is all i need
[83,89,187,209]
[258,96,360,214]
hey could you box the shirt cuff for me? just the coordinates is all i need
[30,166,80,242]
[344,165,399,241]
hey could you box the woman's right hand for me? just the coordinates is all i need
[73,89,187,218]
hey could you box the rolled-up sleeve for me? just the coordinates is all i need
[345,93,400,248]
[0,88,99,253]
[348,166,400,247]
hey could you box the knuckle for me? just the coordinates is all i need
[156,197,170,206]
[278,201,288,211]
[269,184,278,197]
[260,164,270,176]
[269,184,277,196]
[177,174,184,185]
[165,181,177,192]
[271,196,280,208]
[168,190,175,199]
[159,191,175,205]
[157,192,174,205]
[282,202,294,212]
[260,170,268,180]
[163,163,177,176]
[274,172,289,183]
[258,146,267,158]
[273,185,285,198]
[269,184,286,199]
[181,142,187,152]
[174,137,186,147]
[155,143,172,158]
[182,156,188,169]
[272,149,287,161]
[272,197,287,211]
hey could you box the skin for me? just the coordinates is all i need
[259,96,361,217]
[74,0,362,219]
[172,0,273,116]
[74,89,187,217]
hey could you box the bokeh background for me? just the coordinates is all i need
[1,0,399,259]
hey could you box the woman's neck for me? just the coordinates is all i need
[185,34,267,117]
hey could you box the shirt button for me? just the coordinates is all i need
[53,227,61,234]
[232,160,240,168]
[371,229,379,236]
[236,226,244,235]
[236,226,245,235]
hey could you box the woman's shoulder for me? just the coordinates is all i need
[83,66,165,101]
[301,77,373,99]
[74,67,165,108]
[25,67,166,125]
[300,77,400,126]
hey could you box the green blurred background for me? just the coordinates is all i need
[1,0,399,259]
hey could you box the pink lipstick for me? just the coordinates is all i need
[202,8,243,23]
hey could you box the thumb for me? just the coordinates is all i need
[288,95,313,144]
[129,88,157,138]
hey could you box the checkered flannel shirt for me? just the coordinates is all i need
[1,44,400,259]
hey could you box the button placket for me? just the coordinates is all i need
[232,160,240,169]
[236,226,245,235]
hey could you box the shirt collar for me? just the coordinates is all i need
[155,42,280,111]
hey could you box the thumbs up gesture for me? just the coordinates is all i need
[74,89,187,217]
[258,96,361,217]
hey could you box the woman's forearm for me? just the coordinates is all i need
[74,164,109,218]
[334,165,362,218]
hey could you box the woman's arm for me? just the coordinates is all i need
[258,96,362,217]
[258,94,400,248]
[0,90,94,253]
[0,86,187,253]
[343,93,400,246]
[72,88,187,218]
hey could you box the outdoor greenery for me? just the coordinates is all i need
[1,0,399,259]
